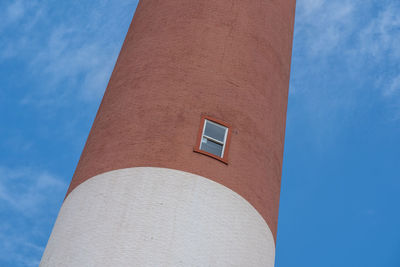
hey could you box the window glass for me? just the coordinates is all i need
[204,121,226,142]
[200,137,223,157]
[195,117,230,162]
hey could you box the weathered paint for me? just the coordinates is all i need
[41,167,275,267]
[67,0,296,239]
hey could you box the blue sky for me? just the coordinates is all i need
[0,0,399,266]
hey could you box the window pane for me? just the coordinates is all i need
[200,137,223,157]
[204,121,226,142]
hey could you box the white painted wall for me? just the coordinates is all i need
[40,167,275,267]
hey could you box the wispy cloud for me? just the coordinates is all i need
[0,166,66,266]
[359,4,400,60]
[386,75,400,97]
[292,0,400,121]
[295,0,357,55]
[1,0,136,107]
[358,3,400,119]
[29,24,118,103]
[6,0,25,22]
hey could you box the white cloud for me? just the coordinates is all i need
[295,0,356,55]
[357,3,400,116]
[0,0,41,34]
[1,0,136,107]
[30,25,118,103]
[385,75,400,97]
[292,0,400,120]
[359,4,400,60]
[6,0,25,22]
[0,166,65,215]
[0,166,66,266]
[298,0,324,15]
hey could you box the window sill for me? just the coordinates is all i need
[193,147,229,164]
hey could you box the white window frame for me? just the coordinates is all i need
[200,119,229,157]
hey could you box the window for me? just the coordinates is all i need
[194,116,231,163]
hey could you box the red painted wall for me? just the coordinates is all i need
[67,0,296,240]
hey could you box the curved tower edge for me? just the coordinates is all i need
[40,167,275,267]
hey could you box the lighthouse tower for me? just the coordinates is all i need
[40,1,296,266]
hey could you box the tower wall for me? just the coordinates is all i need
[41,0,296,266]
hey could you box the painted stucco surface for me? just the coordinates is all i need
[41,168,275,267]
[68,0,296,239]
